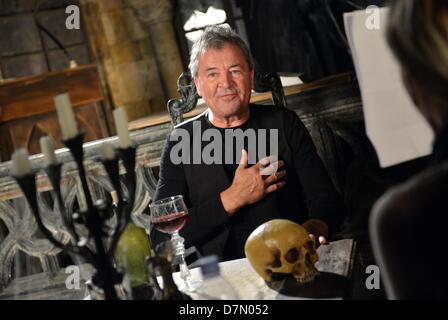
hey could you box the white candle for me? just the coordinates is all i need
[54,93,78,140]
[111,190,119,205]
[100,142,115,160]
[113,108,132,148]
[11,149,32,177]
[40,136,57,166]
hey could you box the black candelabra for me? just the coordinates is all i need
[10,94,190,300]
[12,133,137,300]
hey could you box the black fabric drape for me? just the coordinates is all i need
[237,0,385,82]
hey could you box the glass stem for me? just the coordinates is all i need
[171,232,192,288]
[179,254,191,281]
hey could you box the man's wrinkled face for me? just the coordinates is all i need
[194,43,254,119]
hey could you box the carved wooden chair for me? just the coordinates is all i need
[167,70,287,126]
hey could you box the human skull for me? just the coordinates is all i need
[244,219,319,284]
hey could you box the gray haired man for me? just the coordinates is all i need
[153,25,344,261]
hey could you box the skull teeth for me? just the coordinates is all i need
[295,269,318,284]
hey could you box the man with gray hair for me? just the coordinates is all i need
[153,25,344,261]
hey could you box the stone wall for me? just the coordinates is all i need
[0,0,184,127]
[81,0,183,122]
[0,0,90,79]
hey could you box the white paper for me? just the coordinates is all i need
[163,239,354,300]
[344,8,433,167]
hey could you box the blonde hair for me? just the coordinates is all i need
[387,0,448,99]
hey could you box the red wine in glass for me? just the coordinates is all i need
[152,211,188,234]
[150,195,201,292]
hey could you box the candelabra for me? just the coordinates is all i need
[10,94,187,300]
[12,137,137,299]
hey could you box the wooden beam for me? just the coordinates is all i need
[0,64,103,122]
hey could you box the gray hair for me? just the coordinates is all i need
[188,25,253,78]
[387,0,448,99]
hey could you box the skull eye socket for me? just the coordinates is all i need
[285,248,300,263]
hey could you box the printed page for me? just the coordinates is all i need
[344,8,433,167]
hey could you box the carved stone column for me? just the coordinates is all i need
[80,0,167,122]
[128,0,184,101]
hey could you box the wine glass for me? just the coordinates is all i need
[150,195,201,292]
